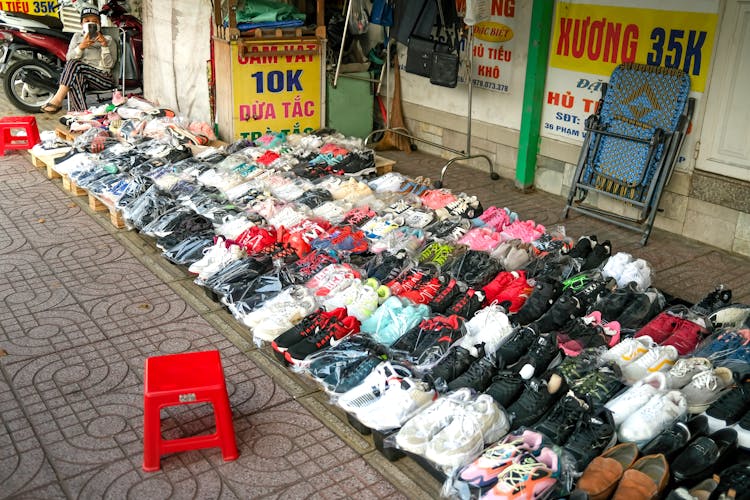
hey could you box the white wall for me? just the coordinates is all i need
[397,0,532,131]
[142,0,212,123]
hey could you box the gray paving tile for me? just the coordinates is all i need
[0,376,59,497]
[8,482,69,500]
[211,401,406,500]
[79,284,198,337]
[0,303,107,363]
[0,260,77,318]
[656,251,750,304]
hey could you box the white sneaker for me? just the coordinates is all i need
[368,172,406,192]
[312,201,351,224]
[605,372,667,426]
[355,377,436,431]
[618,258,652,290]
[617,390,687,446]
[665,357,713,389]
[602,252,633,283]
[459,303,513,357]
[395,388,473,454]
[600,336,654,368]
[620,345,679,384]
[241,286,317,341]
[322,281,379,321]
[424,394,508,470]
[337,361,412,414]
[681,367,735,413]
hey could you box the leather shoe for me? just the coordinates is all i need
[574,442,639,500]
[612,454,669,500]
[671,428,738,483]
[641,415,709,461]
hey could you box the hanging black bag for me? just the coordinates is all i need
[429,0,460,87]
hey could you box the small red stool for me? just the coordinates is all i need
[0,116,41,156]
[143,350,239,472]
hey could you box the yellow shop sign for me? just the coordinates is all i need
[231,40,323,141]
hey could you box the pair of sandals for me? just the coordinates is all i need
[40,100,62,114]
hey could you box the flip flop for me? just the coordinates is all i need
[40,102,62,114]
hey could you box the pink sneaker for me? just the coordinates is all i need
[420,189,456,209]
[459,227,502,252]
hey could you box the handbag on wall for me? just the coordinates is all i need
[405,35,434,77]
[429,0,460,87]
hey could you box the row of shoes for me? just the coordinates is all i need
[75,128,750,498]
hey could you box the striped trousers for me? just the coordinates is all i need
[59,60,114,111]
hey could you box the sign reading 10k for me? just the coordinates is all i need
[232,41,322,141]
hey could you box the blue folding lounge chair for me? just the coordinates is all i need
[563,63,695,245]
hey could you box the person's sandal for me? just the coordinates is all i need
[40,101,62,114]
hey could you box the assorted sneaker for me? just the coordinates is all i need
[705,373,750,432]
[604,372,668,426]
[354,377,436,431]
[564,407,617,469]
[284,314,360,364]
[680,367,735,414]
[458,430,545,488]
[533,391,590,444]
[506,372,568,430]
[619,345,679,384]
[617,390,688,446]
[423,394,508,470]
[641,414,709,461]
[459,303,514,357]
[664,357,713,389]
[482,448,559,500]
[337,361,412,415]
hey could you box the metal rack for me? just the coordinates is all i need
[364,29,500,188]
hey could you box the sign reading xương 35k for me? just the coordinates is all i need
[231,40,322,141]
[540,0,719,160]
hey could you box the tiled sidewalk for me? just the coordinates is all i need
[0,153,431,499]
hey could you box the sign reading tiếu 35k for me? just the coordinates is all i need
[231,40,322,141]
[0,0,59,16]
[541,0,718,150]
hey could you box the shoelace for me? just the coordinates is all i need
[669,358,705,378]
[690,370,721,390]
[495,459,546,488]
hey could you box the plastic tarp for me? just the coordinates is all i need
[142,0,211,123]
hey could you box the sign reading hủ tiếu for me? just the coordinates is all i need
[1,1,59,16]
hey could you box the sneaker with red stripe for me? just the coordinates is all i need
[271,307,347,354]
[285,315,361,364]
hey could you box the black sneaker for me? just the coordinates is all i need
[571,366,623,408]
[573,274,617,310]
[430,278,460,314]
[513,279,562,325]
[567,235,596,259]
[330,356,382,393]
[589,282,639,321]
[532,295,583,333]
[564,407,616,469]
[446,289,485,318]
[513,332,563,380]
[692,284,733,317]
[557,348,604,384]
[390,315,462,359]
[581,240,612,271]
[616,289,665,330]
[426,345,478,385]
[671,428,739,484]
[337,150,376,177]
[641,415,709,462]
[484,370,525,407]
[534,391,590,444]
[507,372,568,430]
[446,354,498,392]
[495,326,538,368]
[271,308,332,353]
[705,373,750,431]
[711,464,750,500]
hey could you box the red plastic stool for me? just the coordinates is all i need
[142,350,239,472]
[0,116,41,156]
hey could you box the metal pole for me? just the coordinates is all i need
[333,0,352,88]
[465,29,473,155]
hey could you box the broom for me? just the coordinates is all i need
[374,53,413,152]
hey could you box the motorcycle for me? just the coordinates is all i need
[0,0,142,113]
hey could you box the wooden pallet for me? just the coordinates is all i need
[55,127,80,142]
[87,191,125,229]
[375,155,395,175]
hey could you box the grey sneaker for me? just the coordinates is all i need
[665,357,713,389]
[681,367,735,414]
